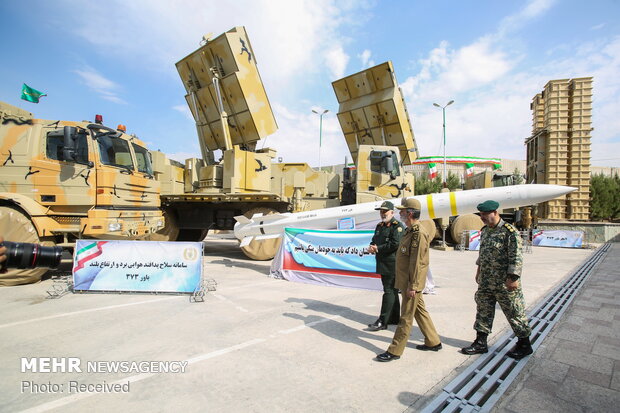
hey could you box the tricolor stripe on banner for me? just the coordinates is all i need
[412,156,502,166]
[74,241,108,272]
[469,231,481,243]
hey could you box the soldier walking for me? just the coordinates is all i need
[367,201,404,331]
[461,200,533,360]
[376,198,442,362]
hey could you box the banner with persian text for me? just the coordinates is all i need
[532,230,584,248]
[73,240,203,293]
[272,228,382,291]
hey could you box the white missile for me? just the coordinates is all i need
[234,184,576,245]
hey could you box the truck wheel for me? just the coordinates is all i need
[145,208,180,241]
[450,214,484,244]
[177,229,209,242]
[239,207,282,261]
[0,206,54,286]
[419,219,437,240]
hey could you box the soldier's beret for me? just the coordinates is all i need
[375,201,394,211]
[396,198,421,210]
[477,200,500,212]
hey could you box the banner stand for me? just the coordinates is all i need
[190,278,218,303]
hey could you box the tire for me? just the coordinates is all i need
[0,206,54,286]
[419,219,437,240]
[239,207,282,261]
[176,229,209,242]
[144,208,180,241]
[450,214,484,244]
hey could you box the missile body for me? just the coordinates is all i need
[234,184,575,245]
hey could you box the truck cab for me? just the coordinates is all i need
[0,101,163,246]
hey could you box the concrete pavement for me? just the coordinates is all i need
[493,243,620,412]
[0,235,612,412]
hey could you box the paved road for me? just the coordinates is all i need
[494,243,620,412]
[0,236,606,412]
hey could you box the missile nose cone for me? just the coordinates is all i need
[547,184,577,196]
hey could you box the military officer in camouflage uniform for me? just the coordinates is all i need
[377,198,442,362]
[367,201,405,331]
[461,200,533,360]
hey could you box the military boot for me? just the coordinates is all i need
[507,337,533,360]
[461,332,488,355]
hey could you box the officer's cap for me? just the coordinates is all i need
[396,198,421,210]
[375,200,394,211]
[477,200,500,212]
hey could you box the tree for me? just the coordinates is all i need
[415,171,461,195]
[590,173,620,221]
[513,168,525,185]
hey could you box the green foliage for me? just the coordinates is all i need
[415,171,461,195]
[513,168,525,185]
[590,173,620,221]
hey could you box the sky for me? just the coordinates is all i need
[1,0,619,168]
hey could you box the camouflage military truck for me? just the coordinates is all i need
[149,27,341,260]
[0,102,163,285]
[332,61,417,206]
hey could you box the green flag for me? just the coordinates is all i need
[21,83,47,103]
[493,163,502,170]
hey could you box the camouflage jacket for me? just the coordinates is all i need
[371,218,404,276]
[476,219,523,281]
[395,223,430,292]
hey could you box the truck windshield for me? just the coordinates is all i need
[97,135,134,170]
[132,143,153,176]
[369,150,400,177]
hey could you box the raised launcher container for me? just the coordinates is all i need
[331,61,418,165]
[175,26,277,156]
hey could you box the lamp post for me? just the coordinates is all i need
[433,100,454,188]
[312,109,329,170]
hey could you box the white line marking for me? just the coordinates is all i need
[18,339,266,413]
[18,314,339,412]
[212,293,249,313]
[0,297,179,330]
[279,314,341,334]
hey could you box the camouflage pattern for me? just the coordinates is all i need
[148,27,344,252]
[332,62,417,205]
[0,101,163,242]
[0,101,164,285]
[474,219,531,338]
[176,26,277,158]
[371,217,404,324]
[332,61,418,165]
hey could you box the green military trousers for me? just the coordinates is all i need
[379,272,401,324]
[387,291,440,356]
[474,282,532,338]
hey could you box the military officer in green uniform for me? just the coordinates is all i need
[461,200,533,360]
[377,198,442,362]
[367,201,405,331]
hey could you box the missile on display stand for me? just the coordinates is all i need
[234,184,575,246]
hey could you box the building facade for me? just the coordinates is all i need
[525,77,593,220]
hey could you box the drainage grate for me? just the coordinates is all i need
[421,243,611,413]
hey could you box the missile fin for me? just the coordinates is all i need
[255,234,281,240]
[239,236,253,247]
[254,213,289,222]
[234,215,251,224]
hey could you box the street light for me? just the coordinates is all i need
[433,100,454,188]
[312,109,329,170]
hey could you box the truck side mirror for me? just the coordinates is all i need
[62,126,77,161]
